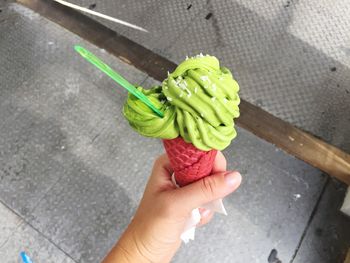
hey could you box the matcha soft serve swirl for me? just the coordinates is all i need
[123,55,240,151]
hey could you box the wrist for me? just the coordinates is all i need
[116,223,153,263]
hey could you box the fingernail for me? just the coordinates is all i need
[224,171,241,187]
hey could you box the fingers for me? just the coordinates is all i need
[197,208,214,227]
[151,154,173,175]
[146,154,174,191]
[212,151,227,173]
[149,151,226,190]
[174,171,242,211]
[153,151,225,180]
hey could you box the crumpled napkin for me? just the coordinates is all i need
[171,174,227,243]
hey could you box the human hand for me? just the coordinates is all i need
[102,151,241,263]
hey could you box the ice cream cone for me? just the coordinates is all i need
[123,54,240,242]
[163,137,217,187]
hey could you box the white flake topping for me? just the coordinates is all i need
[175,77,183,85]
[211,97,216,101]
[184,87,192,97]
[179,82,186,90]
[200,76,209,82]
[193,53,205,58]
[194,87,198,93]
[223,98,228,104]
[212,84,217,92]
[177,81,192,97]
[167,97,172,101]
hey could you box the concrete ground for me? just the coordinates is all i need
[69,0,350,153]
[0,2,349,263]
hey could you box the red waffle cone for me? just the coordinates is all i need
[162,137,217,187]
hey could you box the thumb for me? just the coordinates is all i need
[174,171,242,211]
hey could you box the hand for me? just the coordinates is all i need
[102,151,241,263]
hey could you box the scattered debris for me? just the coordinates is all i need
[284,0,291,8]
[293,194,301,201]
[315,227,323,236]
[88,3,96,10]
[268,249,282,263]
[205,13,213,20]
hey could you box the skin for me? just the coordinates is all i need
[102,152,241,263]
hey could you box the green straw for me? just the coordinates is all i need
[74,45,164,118]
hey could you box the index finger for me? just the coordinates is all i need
[147,153,174,188]
[212,151,227,173]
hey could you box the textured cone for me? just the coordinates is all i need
[163,137,217,187]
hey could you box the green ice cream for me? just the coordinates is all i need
[123,54,240,151]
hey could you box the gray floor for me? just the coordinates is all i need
[68,0,350,153]
[0,2,349,263]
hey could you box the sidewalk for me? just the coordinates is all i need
[0,3,349,263]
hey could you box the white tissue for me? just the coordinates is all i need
[171,174,227,243]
